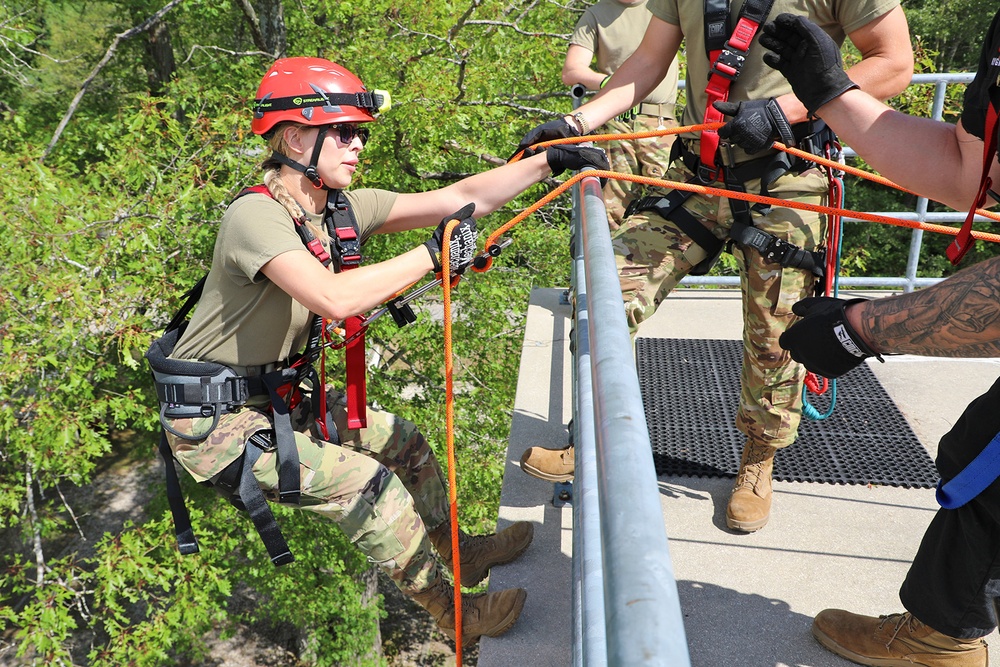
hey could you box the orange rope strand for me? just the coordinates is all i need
[441,219,464,665]
[473,169,1000,273]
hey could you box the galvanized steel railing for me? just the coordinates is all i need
[569,171,691,666]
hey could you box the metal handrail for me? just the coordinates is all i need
[570,171,691,666]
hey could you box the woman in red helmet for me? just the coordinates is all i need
[150,56,608,643]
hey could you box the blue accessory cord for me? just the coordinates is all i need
[803,173,844,421]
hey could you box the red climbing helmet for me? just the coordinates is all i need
[251,57,390,136]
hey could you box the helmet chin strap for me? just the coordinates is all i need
[271,125,331,189]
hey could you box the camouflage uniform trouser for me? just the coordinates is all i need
[165,383,449,593]
[598,112,679,231]
[613,159,829,449]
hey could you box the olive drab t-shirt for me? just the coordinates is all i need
[171,188,397,367]
[647,0,900,163]
[570,0,680,107]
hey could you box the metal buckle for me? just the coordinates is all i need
[762,237,793,264]
[710,49,746,81]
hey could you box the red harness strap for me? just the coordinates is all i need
[699,0,775,181]
[329,214,367,430]
[244,185,368,431]
[947,98,1000,265]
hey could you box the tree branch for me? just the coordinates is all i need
[25,464,45,586]
[232,0,270,53]
[41,0,185,162]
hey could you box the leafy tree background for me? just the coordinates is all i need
[0,0,994,665]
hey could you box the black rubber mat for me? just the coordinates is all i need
[636,337,939,488]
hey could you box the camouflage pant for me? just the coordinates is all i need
[613,159,829,448]
[165,383,449,593]
[598,113,679,230]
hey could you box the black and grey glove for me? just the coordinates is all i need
[529,145,611,186]
[424,203,478,276]
[778,296,884,378]
[760,13,860,116]
[714,98,796,154]
[512,118,581,160]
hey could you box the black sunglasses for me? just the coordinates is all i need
[330,123,370,145]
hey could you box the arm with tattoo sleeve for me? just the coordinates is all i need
[848,255,1000,358]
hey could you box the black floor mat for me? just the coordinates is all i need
[636,337,939,488]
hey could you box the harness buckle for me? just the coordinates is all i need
[698,162,721,184]
[710,49,746,82]
[761,236,795,264]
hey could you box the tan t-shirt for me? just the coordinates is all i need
[172,188,397,367]
[571,0,680,107]
[649,0,900,161]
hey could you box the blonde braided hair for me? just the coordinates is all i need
[261,122,330,243]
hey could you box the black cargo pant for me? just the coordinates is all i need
[901,375,1000,639]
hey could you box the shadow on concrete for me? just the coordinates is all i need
[677,579,851,667]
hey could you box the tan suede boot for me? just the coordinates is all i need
[812,609,988,666]
[519,445,575,482]
[428,520,534,588]
[726,440,777,532]
[409,574,527,643]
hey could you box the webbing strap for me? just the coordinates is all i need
[159,431,199,555]
[325,190,368,429]
[344,316,367,429]
[700,0,776,180]
[729,221,825,277]
[261,370,301,505]
[627,192,722,258]
[936,428,1000,509]
[947,90,1000,264]
[240,436,295,565]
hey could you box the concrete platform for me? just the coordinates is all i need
[480,287,1000,667]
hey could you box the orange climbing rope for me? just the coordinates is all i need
[441,219,465,664]
[476,121,1000,271]
[319,124,1000,667]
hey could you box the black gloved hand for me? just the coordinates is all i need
[424,203,478,276]
[512,118,581,160]
[539,145,611,186]
[714,98,796,154]
[778,296,884,378]
[759,13,859,115]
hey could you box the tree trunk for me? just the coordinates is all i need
[145,19,175,97]
[234,0,286,58]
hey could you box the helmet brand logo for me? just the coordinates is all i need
[293,97,303,106]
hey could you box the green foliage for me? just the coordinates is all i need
[902,0,996,71]
[1,1,573,664]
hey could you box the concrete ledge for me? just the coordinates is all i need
[479,288,574,667]
[479,287,1000,666]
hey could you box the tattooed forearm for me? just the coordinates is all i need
[857,255,1000,358]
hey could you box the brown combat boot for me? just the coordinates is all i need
[428,520,534,588]
[519,445,575,482]
[409,574,527,643]
[726,440,777,532]
[812,609,988,666]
